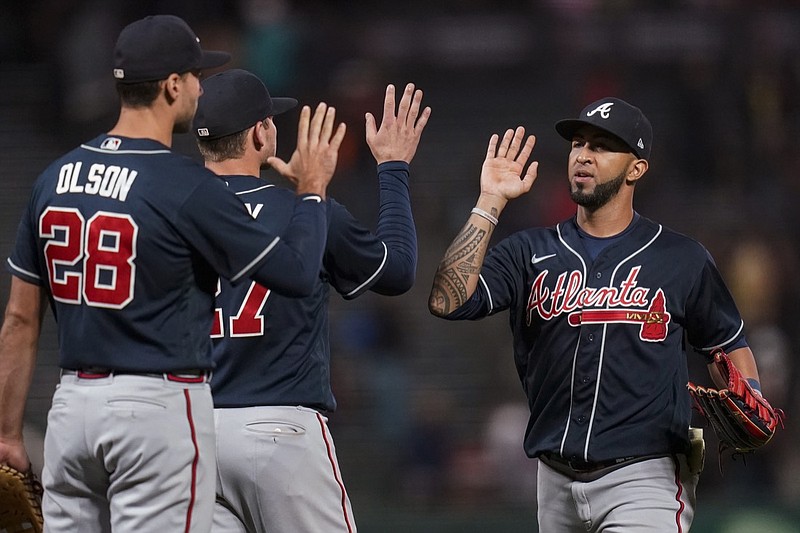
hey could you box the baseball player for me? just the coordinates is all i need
[0,15,345,533]
[192,69,429,533]
[428,97,767,532]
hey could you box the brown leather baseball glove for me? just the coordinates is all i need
[688,349,785,453]
[0,464,43,533]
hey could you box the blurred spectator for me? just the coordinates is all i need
[401,388,455,507]
[483,402,538,506]
[240,0,300,94]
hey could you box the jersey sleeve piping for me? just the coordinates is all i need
[699,320,745,352]
[230,236,280,283]
[478,274,494,313]
[344,241,388,298]
[234,184,276,195]
[6,258,41,282]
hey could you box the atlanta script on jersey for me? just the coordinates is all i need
[445,214,746,464]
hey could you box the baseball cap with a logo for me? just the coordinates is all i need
[193,69,298,141]
[555,97,652,160]
[113,14,231,83]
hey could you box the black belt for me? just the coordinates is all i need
[62,368,210,384]
[539,453,669,482]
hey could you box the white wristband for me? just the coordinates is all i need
[471,207,499,226]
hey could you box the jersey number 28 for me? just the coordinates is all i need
[40,207,137,309]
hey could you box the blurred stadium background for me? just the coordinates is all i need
[2,1,799,531]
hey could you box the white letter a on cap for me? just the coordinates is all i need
[587,102,614,119]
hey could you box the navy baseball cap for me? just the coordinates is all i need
[193,69,298,141]
[555,97,652,160]
[113,15,231,83]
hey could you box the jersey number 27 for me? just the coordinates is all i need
[210,281,271,338]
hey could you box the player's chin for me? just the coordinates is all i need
[570,188,597,207]
[569,181,592,196]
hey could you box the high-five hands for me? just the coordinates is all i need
[268,103,347,199]
[366,83,431,164]
[480,127,538,205]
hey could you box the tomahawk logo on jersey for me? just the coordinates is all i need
[446,214,746,464]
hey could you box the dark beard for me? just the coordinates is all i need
[570,170,626,210]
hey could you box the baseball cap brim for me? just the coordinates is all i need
[555,119,641,157]
[270,97,299,116]
[199,50,232,71]
[555,119,604,143]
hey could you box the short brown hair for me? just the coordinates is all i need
[196,129,249,162]
[116,72,196,108]
[116,80,162,107]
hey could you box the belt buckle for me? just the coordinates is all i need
[568,459,596,473]
[544,454,594,473]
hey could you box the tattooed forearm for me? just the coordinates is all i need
[428,268,466,315]
[457,253,481,274]
[429,222,492,316]
[440,225,484,269]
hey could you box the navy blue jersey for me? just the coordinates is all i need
[7,135,326,372]
[446,214,746,463]
[211,161,416,410]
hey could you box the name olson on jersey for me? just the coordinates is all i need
[526,266,670,342]
[56,162,137,202]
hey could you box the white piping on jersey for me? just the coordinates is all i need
[556,222,588,458]
[477,274,494,314]
[344,242,388,298]
[230,237,280,283]
[233,184,276,195]
[80,145,171,155]
[582,224,663,462]
[701,320,744,352]
[562,340,582,456]
[6,258,41,280]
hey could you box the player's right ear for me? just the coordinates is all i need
[253,119,275,151]
[162,73,183,103]
[252,121,266,150]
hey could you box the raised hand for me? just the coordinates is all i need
[268,103,347,198]
[429,127,537,317]
[480,127,538,203]
[366,83,431,164]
